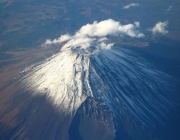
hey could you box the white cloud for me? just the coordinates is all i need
[167,6,173,11]
[44,19,144,51]
[98,37,108,42]
[149,21,168,35]
[45,34,71,45]
[134,21,140,27]
[123,3,139,9]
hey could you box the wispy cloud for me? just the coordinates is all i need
[44,19,144,50]
[166,6,173,11]
[149,21,168,35]
[123,3,139,9]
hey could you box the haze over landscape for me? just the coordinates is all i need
[0,0,180,140]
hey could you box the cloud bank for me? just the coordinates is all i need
[149,21,168,35]
[123,3,139,9]
[45,19,144,51]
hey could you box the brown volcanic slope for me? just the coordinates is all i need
[0,48,54,139]
[0,48,115,140]
[69,97,114,140]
